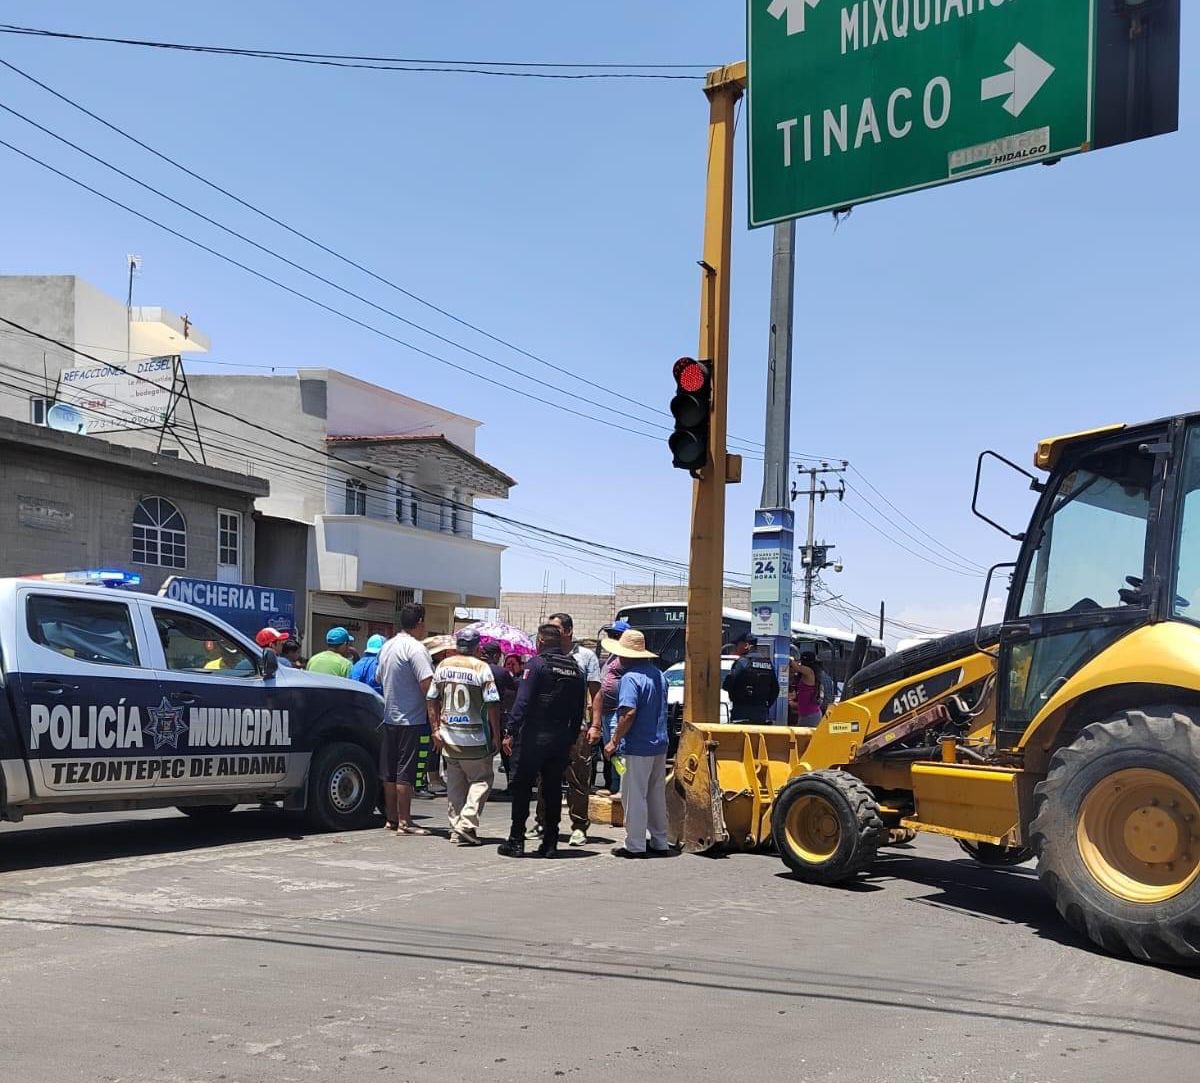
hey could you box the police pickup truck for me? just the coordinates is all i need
[0,578,383,830]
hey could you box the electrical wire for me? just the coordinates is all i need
[0,58,822,462]
[0,362,703,586]
[0,330,755,588]
[839,499,985,578]
[842,480,986,575]
[849,465,986,571]
[0,134,698,447]
[0,100,704,442]
[0,25,710,78]
[0,69,990,574]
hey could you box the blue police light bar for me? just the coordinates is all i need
[24,569,142,589]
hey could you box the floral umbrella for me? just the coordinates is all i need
[459,620,536,658]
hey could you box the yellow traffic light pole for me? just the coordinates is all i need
[684,61,746,726]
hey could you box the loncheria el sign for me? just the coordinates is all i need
[748,0,1180,226]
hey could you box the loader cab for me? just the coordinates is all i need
[988,415,1199,749]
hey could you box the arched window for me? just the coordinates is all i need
[344,478,367,515]
[132,497,187,568]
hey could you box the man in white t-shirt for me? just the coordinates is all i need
[377,603,434,835]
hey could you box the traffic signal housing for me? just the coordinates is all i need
[669,357,711,474]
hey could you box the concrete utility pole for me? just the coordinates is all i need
[793,462,847,624]
[760,221,795,509]
[682,62,746,726]
[757,220,796,724]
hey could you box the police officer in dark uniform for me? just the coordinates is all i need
[722,634,781,724]
[499,623,586,858]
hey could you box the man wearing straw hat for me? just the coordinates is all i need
[601,628,671,859]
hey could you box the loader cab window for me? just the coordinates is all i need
[1017,443,1154,618]
[1001,439,1155,737]
[1173,424,1200,617]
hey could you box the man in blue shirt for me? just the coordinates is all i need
[602,629,670,859]
[349,634,386,694]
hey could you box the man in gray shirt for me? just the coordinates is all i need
[377,603,434,835]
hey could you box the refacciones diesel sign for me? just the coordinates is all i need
[748,1,1180,226]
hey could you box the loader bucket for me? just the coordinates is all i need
[668,720,814,853]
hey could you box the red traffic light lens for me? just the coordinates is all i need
[673,357,709,393]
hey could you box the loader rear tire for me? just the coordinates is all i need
[957,839,1034,866]
[772,770,886,885]
[1031,708,1200,968]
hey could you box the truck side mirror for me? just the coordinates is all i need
[262,648,278,679]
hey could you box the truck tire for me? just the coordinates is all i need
[772,769,886,884]
[1030,708,1200,967]
[957,839,1034,866]
[177,804,237,820]
[305,741,377,832]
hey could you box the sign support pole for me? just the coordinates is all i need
[684,62,745,726]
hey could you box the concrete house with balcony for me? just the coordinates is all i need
[182,369,514,642]
[0,275,512,639]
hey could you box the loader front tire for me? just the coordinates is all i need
[1031,708,1200,968]
[772,770,886,884]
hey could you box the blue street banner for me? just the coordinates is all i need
[751,507,795,723]
[158,577,296,640]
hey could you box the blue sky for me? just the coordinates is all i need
[0,2,1194,643]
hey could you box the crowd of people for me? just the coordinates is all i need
[253,607,832,852]
[257,606,671,858]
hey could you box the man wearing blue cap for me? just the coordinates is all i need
[350,633,386,694]
[307,626,355,678]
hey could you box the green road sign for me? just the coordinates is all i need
[748,0,1097,226]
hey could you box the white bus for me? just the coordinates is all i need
[611,603,886,690]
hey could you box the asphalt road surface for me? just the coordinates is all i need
[0,800,1195,1083]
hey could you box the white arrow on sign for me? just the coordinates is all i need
[768,0,820,36]
[981,44,1055,118]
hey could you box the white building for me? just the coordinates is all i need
[0,274,514,639]
[183,369,514,640]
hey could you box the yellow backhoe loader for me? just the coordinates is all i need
[670,413,1200,967]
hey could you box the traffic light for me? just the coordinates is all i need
[669,357,711,474]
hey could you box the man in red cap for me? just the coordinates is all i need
[255,627,289,666]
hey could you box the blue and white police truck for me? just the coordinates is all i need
[0,577,383,831]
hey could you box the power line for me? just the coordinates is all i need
[812,582,953,636]
[0,134,695,447]
[0,326,756,588]
[849,465,986,571]
[0,97,700,443]
[0,58,688,431]
[839,498,985,578]
[842,480,985,575]
[0,58,816,462]
[0,66,973,558]
[0,361,697,586]
[0,25,709,78]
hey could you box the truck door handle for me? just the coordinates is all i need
[168,691,198,705]
[31,679,75,694]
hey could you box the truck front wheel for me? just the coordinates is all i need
[305,741,378,832]
[1031,708,1200,968]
